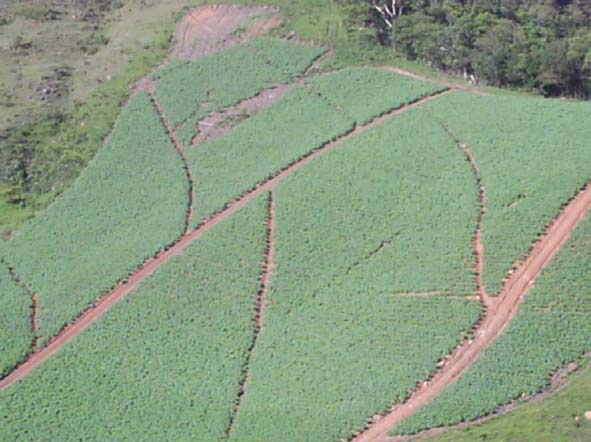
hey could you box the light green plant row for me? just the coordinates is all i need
[394,210,591,435]
[187,85,354,227]
[0,263,33,377]
[154,39,323,130]
[417,361,591,442]
[307,67,446,125]
[2,92,188,346]
[424,92,591,295]
[0,194,268,442]
[228,108,482,442]
[248,36,326,79]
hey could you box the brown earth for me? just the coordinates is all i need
[173,4,282,59]
[443,125,497,310]
[353,182,591,442]
[31,294,39,350]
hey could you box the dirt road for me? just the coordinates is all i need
[353,182,591,442]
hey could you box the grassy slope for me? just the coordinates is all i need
[415,360,591,442]
[0,0,189,230]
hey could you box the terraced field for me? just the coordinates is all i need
[1,5,591,442]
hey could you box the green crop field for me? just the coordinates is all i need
[0,92,188,351]
[2,5,591,442]
[228,109,481,441]
[417,358,591,442]
[248,36,326,79]
[0,195,267,442]
[424,92,591,295]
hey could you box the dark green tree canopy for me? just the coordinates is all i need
[349,0,591,97]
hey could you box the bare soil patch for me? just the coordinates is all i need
[173,4,282,59]
[192,84,290,145]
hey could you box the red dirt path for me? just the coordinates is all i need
[353,182,591,442]
[0,89,449,391]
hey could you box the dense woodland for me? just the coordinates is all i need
[347,0,591,98]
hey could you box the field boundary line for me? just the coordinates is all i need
[1,259,39,353]
[442,124,496,309]
[0,88,450,390]
[225,190,275,440]
[147,87,196,233]
[351,182,591,442]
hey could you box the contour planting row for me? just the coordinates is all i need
[395,189,591,434]
[155,38,325,146]
[227,108,482,442]
[0,263,34,377]
[186,69,447,227]
[425,92,591,295]
[1,92,188,352]
[0,196,268,442]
